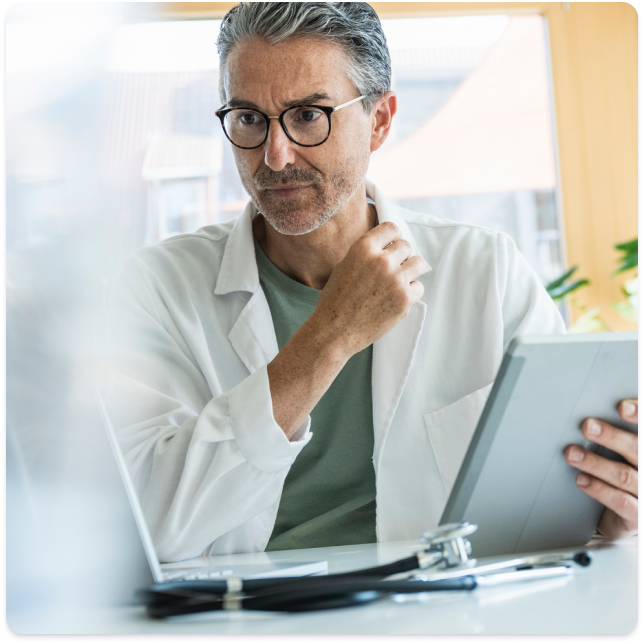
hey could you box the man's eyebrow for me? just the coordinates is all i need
[225,93,333,111]
[284,93,332,108]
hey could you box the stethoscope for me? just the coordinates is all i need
[141,522,592,617]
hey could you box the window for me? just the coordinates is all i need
[371,15,564,284]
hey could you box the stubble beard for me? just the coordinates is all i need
[236,158,367,236]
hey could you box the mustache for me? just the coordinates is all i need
[254,167,322,189]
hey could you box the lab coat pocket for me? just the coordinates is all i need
[424,383,493,496]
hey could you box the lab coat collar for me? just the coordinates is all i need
[214,200,260,295]
[366,179,430,269]
[213,180,431,296]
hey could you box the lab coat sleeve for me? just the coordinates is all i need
[496,232,567,347]
[105,257,311,562]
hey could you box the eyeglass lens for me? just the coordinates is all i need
[224,106,330,147]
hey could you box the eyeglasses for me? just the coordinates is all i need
[215,96,365,150]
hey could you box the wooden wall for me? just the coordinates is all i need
[156,3,638,331]
[545,2,637,331]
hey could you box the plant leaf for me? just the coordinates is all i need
[545,266,578,292]
[548,279,590,300]
[615,256,637,275]
[615,238,638,252]
[614,237,638,275]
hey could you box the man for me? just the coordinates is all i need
[106,2,637,563]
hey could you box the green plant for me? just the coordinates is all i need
[546,237,638,332]
[545,266,589,300]
[611,237,637,322]
[614,238,638,275]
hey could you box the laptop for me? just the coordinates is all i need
[94,385,328,583]
[440,332,638,557]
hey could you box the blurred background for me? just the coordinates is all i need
[3,1,638,632]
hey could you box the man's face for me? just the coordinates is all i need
[223,37,374,236]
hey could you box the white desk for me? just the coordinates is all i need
[17,536,637,635]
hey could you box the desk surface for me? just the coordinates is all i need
[13,536,638,635]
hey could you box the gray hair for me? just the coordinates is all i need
[216,2,391,113]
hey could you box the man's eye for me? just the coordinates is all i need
[294,108,323,123]
[238,112,261,125]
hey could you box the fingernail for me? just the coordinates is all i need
[568,446,584,462]
[623,401,636,417]
[577,473,590,487]
[586,419,601,436]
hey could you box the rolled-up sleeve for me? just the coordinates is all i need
[226,364,311,472]
[105,255,311,562]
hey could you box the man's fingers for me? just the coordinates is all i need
[407,279,425,305]
[582,418,638,468]
[384,238,413,265]
[565,445,638,496]
[364,220,401,249]
[575,473,638,532]
[619,399,638,423]
[401,254,428,281]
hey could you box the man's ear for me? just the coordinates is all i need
[370,91,397,153]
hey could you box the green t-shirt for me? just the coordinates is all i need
[254,238,377,551]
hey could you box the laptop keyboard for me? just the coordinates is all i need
[164,569,234,581]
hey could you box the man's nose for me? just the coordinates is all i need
[263,119,297,171]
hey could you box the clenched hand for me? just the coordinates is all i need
[311,221,428,356]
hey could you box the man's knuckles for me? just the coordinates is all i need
[361,221,402,252]
[351,232,380,256]
[567,446,638,494]
[372,252,393,273]
[403,254,427,277]
[595,459,637,495]
[398,240,414,258]
[613,489,638,515]
[577,474,637,514]
[618,463,637,493]
[377,220,400,239]
[601,484,637,519]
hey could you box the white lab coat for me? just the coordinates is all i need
[106,181,565,562]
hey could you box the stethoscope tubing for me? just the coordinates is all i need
[142,575,478,617]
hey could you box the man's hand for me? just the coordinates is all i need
[310,221,427,356]
[564,400,638,539]
[267,221,427,439]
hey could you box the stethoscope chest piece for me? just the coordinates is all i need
[419,521,478,568]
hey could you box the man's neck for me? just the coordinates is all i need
[253,187,376,290]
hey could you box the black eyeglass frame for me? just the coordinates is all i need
[215,95,365,150]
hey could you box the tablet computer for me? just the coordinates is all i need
[440,332,638,557]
